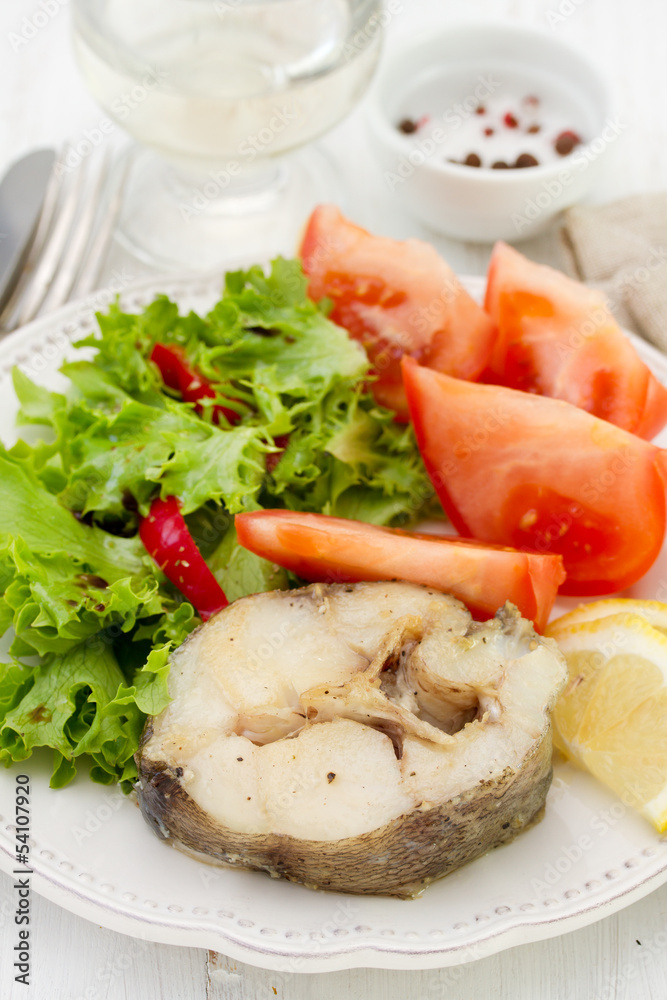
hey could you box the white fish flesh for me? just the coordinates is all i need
[136,581,567,897]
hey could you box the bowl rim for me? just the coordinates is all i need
[366,19,616,184]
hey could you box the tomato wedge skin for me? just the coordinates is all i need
[484,242,667,440]
[402,356,667,596]
[635,372,667,441]
[139,496,229,620]
[300,205,495,420]
[235,510,565,632]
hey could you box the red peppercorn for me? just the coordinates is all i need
[555,130,582,155]
[504,112,519,128]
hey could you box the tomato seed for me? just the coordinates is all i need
[504,112,519,128]
[464,152,482,167]
[527,123,541,134]
[484,127,494,136]
[492,161,510,169]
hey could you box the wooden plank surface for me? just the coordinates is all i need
[1,0,667,997]
[0,876,666,999]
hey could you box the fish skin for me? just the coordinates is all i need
[135,582,566,897]
[137,745,552,898]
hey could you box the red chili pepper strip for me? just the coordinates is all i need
[150,343,241,425]
[139,496,229,620]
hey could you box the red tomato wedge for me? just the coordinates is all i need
[484,242,667,440]
[300,204,495,419]
[235,510,565,632]
[402,356,667,596]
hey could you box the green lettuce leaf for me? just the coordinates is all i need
[0,642,142,790]
[0,448,145,581]
[0,256,432,791]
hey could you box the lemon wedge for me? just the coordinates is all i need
[547,598,667,637]
[546,606,667,832]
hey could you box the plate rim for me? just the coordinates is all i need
[1,834,666,972]
[1,269,666,972]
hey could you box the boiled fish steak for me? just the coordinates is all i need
[136,581,567,897]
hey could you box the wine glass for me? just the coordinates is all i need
[71,0,384,270]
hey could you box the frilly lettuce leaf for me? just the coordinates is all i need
[0,637,180,790]
[0,257,431,790]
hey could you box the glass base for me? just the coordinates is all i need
[113,145,345,270]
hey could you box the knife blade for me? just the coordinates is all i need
[0,148,56,316]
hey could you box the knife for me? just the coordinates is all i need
[0,148,56,316]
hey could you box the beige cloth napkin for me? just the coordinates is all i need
[560,194,667,352]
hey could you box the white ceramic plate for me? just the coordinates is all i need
[0,273,666,973]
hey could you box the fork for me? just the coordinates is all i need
[0,143,132,333]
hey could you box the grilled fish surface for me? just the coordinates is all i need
[136,581,567,897]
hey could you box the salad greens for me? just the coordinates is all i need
[0,259,431,791]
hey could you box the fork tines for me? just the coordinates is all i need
[0,143,131,333]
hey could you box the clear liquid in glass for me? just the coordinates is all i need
[73,0,382,174]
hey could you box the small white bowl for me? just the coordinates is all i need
[366,22,615,242]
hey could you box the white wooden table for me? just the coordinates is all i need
[1,1,667,997]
